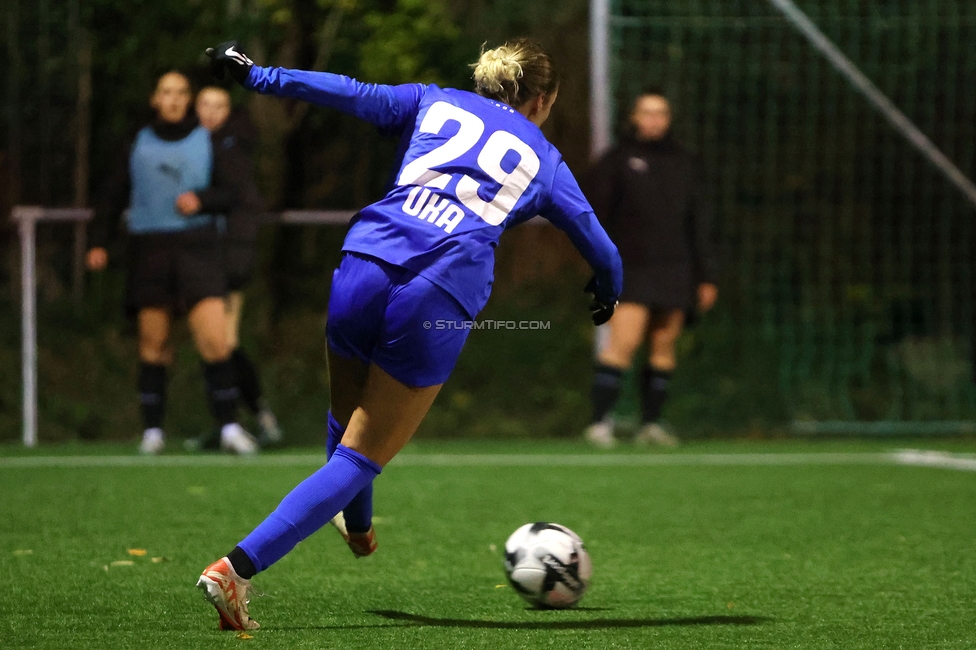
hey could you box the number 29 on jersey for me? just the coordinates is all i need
[397,101,540,231]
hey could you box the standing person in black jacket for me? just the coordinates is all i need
[87,71,258,455]
[582,89,719,448]
[185,86,282,450]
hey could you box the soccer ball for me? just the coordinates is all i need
[503,522,592,608]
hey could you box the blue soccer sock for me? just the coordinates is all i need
[238,444,381,573]
[327,411,375,534]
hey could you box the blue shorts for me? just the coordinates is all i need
[326,252,471,387]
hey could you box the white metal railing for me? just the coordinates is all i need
[12,207,554,447]
[11,207,366,447]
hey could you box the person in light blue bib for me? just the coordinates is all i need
[87,71,258,456]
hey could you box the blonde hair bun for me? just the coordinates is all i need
[473,45,525,94]
[470,39,558,108]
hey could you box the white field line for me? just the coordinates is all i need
[0,450,965,470]
[0,450,974,471]
[892,449,976,472]
[391,452,895,467]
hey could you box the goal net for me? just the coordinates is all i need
[601,0,976,433]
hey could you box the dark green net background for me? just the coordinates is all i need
[608,0,976,432]
[6,1,976,441]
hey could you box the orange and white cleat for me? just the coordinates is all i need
[330,512,377,558]
[196,557,260,631]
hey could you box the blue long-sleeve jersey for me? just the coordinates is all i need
[247,66,623,317]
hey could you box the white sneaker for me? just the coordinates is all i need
[139,428,165,455]
[220,423,259,455]
[584,421,617,448]
[634,423,680,448]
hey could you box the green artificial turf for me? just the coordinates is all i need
[1,440,974,648]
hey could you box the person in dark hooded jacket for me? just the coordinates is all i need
[582,88,719,448]
[186,85,283,449]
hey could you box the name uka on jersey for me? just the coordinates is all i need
[401,186,466,234]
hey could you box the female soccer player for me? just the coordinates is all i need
[188,86,282,449]
[582,89,719,448]
[88,71,258,455]
[197,39,623,630]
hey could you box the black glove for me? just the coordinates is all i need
[585,276,617,326]
[205,41,254,84]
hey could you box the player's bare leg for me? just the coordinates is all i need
[136,308,173,454]
[189,297,257,454]
[327,346,368,426]
[188,297,231,362]
[598,302,650,369]
[198,364,442,628]
[325,347,376,555]
[341,363,442,467]
[634,308,684,448]
[138,307,174,365]
[647,307,684,373]
[225,292,243,350]
[586,303,650,447]
[327,352,441,555]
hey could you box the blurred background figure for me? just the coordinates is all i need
[582,88,719,448]
[86,71,258,455]
[185,86,282,450]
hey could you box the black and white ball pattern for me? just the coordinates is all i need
[503,522,592,608]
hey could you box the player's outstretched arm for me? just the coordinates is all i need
[206,41,423,132]
[542,163,623,326]
[566,212,623,325]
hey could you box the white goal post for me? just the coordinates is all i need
[12,206,93,448]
